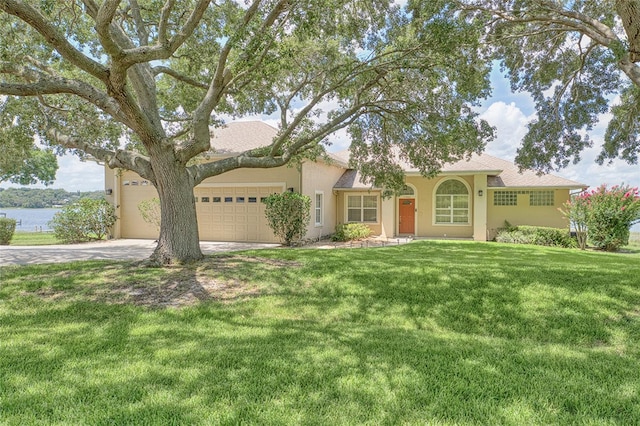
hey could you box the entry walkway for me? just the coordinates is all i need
[0,239,279,266]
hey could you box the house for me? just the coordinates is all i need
[105,121,587,243]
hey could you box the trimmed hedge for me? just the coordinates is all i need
[332,223,372,242]
[496,225,575,248]
[0,217,17,245]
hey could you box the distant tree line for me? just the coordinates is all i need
[0,188,104,208]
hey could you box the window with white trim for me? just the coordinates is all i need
[315,191,324,226]
[347,194,378,223]
[435,179,469,224]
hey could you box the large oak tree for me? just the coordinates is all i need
[0,0,494,264]
[461,0,640,172]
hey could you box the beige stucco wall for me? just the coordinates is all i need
[405,175,475,239]
[108,163,301,240]
[486,188,571,239]
[300,160,346,239]
[198,164,300,188]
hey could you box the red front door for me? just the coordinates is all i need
[399,198,415,234]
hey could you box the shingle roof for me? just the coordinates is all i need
[334,152,586,190]
[208,121,348,167]
[209,121,277,154]
[208,122,586,189]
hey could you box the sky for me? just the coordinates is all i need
[1,66,638,193]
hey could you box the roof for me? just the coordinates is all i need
[208,122,586,189]
[208,121,348,167]
[334,152,586,190]
[209,121,278,154]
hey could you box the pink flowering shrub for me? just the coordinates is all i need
[562,184,640,251]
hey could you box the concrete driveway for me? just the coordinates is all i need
[0,239,280,266]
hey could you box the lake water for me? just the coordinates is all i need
[0,208,60,232]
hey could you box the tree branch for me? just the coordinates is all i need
[0,0,108,81]
[46,126,154,181]
[152,65,209,89]
[0,62,132,127]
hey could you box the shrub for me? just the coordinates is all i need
[562,184,640,251]
[50,198,117,243]
[496,225,575,248]
[0,217,17,245]
[332,223,372,242]
[138,198,161,231]
[560,194,589,250]
[263,192,311,246]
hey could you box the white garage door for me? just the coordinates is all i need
[194,186,282,243]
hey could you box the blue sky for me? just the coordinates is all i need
[1,67,637,192]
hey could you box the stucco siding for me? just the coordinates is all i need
[198,164,300,188]
[486,188,571,239]
[301,160,345,239]
[405,175,475,238]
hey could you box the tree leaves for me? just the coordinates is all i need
[466,0,640,171]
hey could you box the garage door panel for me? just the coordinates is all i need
[193,185,280,242]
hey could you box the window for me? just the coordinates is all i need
[236,197,245,203]
[315,192,324,226]
[201,197,210,203]
[224,197,233,203]
[494,191,518,206]
[213,197,221,203]
[347,194,378,223]
[249,197,257,203]
[435,179,469,224]
[493,190,555,206]
[530,190,554,206]
[398,185,414,196]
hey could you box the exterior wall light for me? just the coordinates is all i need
[105,189,113,195]
[478,189,483,197]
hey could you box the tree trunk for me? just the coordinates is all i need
[617,0,640,62]
[149,151,203,265]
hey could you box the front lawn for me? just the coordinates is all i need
[8,231,61,246]
[1,241,639,424]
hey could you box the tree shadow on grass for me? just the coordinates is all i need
[1,241,639,424]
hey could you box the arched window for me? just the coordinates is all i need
[398,185,414,196]
[434,179,469,224]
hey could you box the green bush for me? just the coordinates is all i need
[496,225,575,248]
[263,192,311,246]
[0,217,17,245]
[332,223,372,242]
[49,198,117,243]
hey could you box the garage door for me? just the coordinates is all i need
[194,186,281,243]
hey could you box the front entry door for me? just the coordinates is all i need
[399,198,415,234]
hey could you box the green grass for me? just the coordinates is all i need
[9,231,61,246]
[1,241,639,424]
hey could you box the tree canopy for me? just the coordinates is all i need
[462,0,640,172]
[0,0,494,263]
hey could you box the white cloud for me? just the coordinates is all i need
[479,101,536,160]
[479,99,639,190]
[0,153,104,192]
